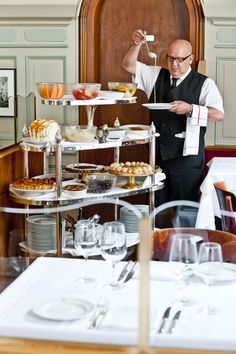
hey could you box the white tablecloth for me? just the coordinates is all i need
[196,157,236,230]
[1,257,236,351]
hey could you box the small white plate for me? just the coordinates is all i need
[142,103,177,110]
[32,297,94,321]
[194,263,236,285]
[213,264,236,285]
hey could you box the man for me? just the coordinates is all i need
[122,29,224,206]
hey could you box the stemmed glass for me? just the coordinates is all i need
[100,221,127,289]
[198,242,223,315]
[169,233,198,306]
[74,220,97,283]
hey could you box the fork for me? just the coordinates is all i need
[88,296,109,329]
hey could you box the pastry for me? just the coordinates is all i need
[109,161,153,175]
[27,118,60,142]
[11,178,55,190]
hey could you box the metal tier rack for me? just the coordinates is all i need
[11,96,163,257]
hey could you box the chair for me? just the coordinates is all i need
[153,227,236,263]
[214,181,236,234]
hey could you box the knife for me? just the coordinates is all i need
[123,261,138,283]
[117,261,132,282]
[157,306,171,333]
[167,310,181,334]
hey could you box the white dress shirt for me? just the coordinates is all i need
[134,61,224,113]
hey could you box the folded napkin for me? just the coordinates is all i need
[142,172,166,188]
[100,304,139,331]
[100,299,158,332]
[183,105,208,156]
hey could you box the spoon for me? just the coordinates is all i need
[88,214,100,224]
[144,34,157,59]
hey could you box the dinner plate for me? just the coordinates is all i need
[142,103,177,110]
[27,215,57,226]
[32,297,94,321]
[213,264,236,285]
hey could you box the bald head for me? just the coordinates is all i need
[168,39,192,56]
[166,39,193,77]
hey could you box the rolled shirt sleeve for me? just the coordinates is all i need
[199,77,224,113]
[133,61,161,99]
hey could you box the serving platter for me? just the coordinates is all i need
[64,163,104,173]
[108,169,153,189]
[64,163,104,183]
[9,185,55,197]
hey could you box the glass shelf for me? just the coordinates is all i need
[9,183,163,206]
[19,135,153,153]
[41,95,137,125]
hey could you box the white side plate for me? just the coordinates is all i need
[32,297,94,321]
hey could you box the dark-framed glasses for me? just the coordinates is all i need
[166,54,192,64]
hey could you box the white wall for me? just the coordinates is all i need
[0,0,80,151]
[0,0,235,150]
[202,0,236,146]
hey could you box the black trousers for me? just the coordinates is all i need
[156,152,205,207]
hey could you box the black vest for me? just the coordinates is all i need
[149,68,207,161]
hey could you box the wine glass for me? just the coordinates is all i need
[198,242,223,315]
[74,220,97,283]
[100,221,127,289]
[169,233,198,306]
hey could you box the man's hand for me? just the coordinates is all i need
[131,29,146,46]
[122,29,146,75]
[169,101,192,116]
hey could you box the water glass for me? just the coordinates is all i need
[100,221,127,289]
[169,233,198,306]
[198,242,223,315]
[74,220,97,283]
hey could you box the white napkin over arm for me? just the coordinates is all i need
[183,105,208,156]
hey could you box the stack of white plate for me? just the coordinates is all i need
[26,215,65,252]
[120,204,149,233]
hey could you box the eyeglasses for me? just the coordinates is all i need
[166,54,192,64]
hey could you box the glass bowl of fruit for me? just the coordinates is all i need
[71,83,101,100]
[86,173,117,193]
[36,82,66,99]
[108,82,138,98]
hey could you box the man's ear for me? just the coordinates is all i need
[189,54,194,64]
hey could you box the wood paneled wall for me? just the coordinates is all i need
[0,144,43,256]
[79,0,204,166]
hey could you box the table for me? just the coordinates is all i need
[1,257,236,352]
[196,157,236,230]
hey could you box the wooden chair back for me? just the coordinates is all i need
[153,227,236,263]
[214,181,236,234]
